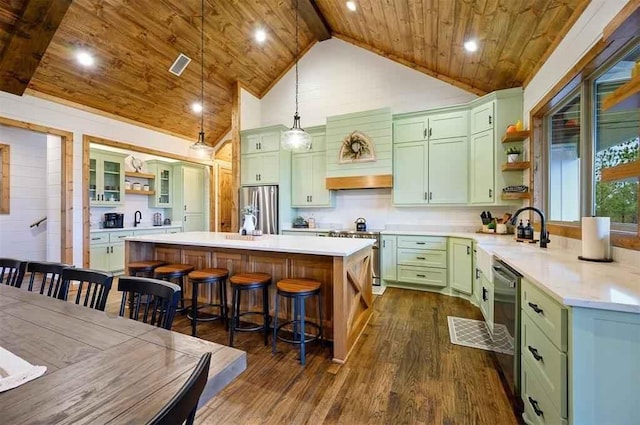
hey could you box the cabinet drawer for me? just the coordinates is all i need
[522,279,567,351]
[522,361,567,425]
[397,248,446,268]
[522,313,567,416]
[397,266,447,287]
[133,229,166,236]
[89,233,109,244]
[397,235,447,250]
[109,231,134,243]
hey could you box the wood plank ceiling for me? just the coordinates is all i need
[0,0,588,145]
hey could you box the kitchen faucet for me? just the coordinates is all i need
[510,207,550,248]
[134,210,142,227]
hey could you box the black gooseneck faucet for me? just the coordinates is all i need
[134,210,142,227]
[510,207,550,248]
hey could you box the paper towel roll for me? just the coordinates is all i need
[581,217,611,260]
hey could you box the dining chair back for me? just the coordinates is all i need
[0,258,26,287]
[117,277,181,330]
[23,261,73,298]
[60,268,113,311]
[146,352,212,425]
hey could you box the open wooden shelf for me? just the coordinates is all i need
[602,74,640,111]
[501,192,530,200]
[125,189,155,196]
[502,161,531,171]
[501,130,530,143]
[125,171,155,179]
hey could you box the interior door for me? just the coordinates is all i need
[218,166,232,232]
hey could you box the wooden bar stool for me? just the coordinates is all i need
[154,264,195,312]
[272,278,323,366]
[128,260,166,277]
[228,272,272,347]
[187,268,229,337]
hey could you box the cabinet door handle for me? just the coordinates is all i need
[424,192,427,201]
[527,397,543,417]
[488,115,492,125]
[528,302,544,315]
[416,256,426,260]
[475,268,480,279]
[467,246,470,255]
[111,246,114,253]
[258,174,261,181]
[255,142,259,150]
[383,240,386,248]
[489,189,492,198]
[106,246,109,254]
[184,216,187,222]
[527,345,543,362]
[428,128,432,137]
[416,274,426,278]
[310,195,312,202]
[429,192,433,200]
[482,287,488,301]
[423,128,427,138]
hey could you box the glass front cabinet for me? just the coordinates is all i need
[147,160,174,208]
[89,150,126,206]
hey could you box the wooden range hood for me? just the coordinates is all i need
[325,175,393,190]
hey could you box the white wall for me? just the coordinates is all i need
[46,135,62,261]
[240,89,261,130]
[0,125,48,260]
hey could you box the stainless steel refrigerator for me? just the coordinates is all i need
[239,185,279,234]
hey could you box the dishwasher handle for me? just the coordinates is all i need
[492,265,517,288]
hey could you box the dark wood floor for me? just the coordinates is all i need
[101,286,519,425]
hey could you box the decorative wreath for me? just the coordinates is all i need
[339,131,376,163]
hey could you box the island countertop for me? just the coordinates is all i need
[125,231,373,257]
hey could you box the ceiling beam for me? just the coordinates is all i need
[0,0,73,96]
[298,0,331,42]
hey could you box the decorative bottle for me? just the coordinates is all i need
[517,220,525,239]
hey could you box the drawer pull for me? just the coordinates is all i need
[416,274,426,278]
[528,302,544,315]
[416,256,426,260]
[415,242,426,245]
[527,345,543,362]
[91,237,101,241]
[528,397,544,417]
[482,287,488,301]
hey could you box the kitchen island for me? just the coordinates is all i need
[125,231,374,363]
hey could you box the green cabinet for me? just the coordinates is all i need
[479,272,494,333]
[173,164,206,232]
[291,152,332,207]
[470,100,495,134]
[241,125,287,186]
[428,137,468,204]
[381,235,397,281]
[449,238,473,295]
[89,230,132,272]
[393,142,428,204]
[429,110,468,139]
[469,129,495,203]
[393,115,428,144]
[241,151,280,185]
[89,150,126,206]
[241,126,281,154]
[147,160,173,208]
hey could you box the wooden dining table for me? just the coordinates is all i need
[0,284,246,424]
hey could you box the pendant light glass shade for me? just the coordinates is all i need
[189,0,213,160]
[281,0,311,152]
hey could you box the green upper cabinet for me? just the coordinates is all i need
[147,160,173,208]
[89,149,126,206]
[381,235,397,281]
[393,114,428,144]
[241,151,280,185]
[291,152,333,207]
[429,110,468,140]
[393,141,428,204]
[449,238,473,295]
[469,129,495,203]
[428,137,468,204]
[241,126,281,154]
[470,100,495,134]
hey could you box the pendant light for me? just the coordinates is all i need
[281,0,312,151]
[189,0,214,159]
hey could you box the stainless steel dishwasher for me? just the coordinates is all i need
[492,259,522,400]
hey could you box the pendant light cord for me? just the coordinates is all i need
[200,0,205,139]
[294,0,299,116]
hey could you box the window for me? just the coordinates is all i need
[547,91,581,222]
[0,143,9,214]
[544,39,640,230]
[593,44,640,227]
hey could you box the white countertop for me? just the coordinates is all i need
[281,227,335,233]
[125,231,374,257]
[381,230,640,314]
[91,224,182,233]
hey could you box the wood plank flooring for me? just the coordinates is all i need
[100,286,519,424]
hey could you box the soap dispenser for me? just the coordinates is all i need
[524,220,534,240]
[517,220,525,239]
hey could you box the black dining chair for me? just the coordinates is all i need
[117,276,181,330]
[22,261,73,297]
[147,352,212,425]
[59,268,113,311]
[0,258,26,287]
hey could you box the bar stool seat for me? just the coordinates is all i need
[187,268,229,337]
[272,278,323,366]
[229,272,272,347]
[128,260,166,276]
[154,264,195,312]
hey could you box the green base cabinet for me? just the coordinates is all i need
[449,238,473,295]
[381,235,397,282]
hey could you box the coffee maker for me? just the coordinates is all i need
[103,213,124,228]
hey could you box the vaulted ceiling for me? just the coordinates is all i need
[0,0,589,146]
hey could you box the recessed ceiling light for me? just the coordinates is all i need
[191,102,203,113]
[255,29,267,43]
[346,1,357,11]
[76,51,95,67]
[464,40,478,52]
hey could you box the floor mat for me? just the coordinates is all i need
[447,316,514,355]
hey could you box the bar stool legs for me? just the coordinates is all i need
[228,272,272,347]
